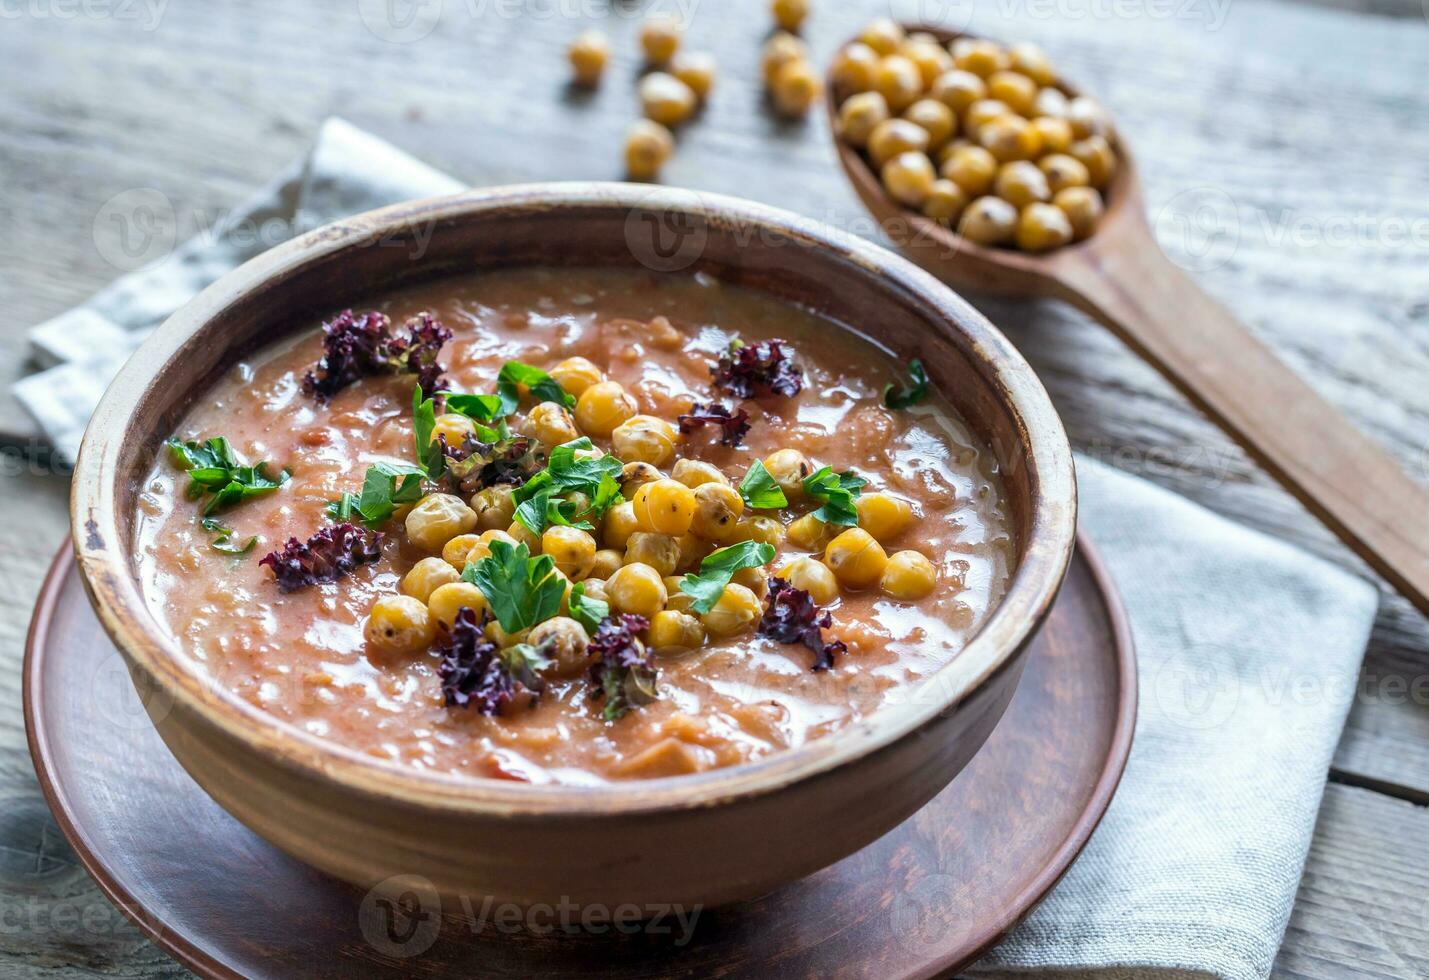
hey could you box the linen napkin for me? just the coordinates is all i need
[16,119,1379,980]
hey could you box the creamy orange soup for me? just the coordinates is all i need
[135,268,1014,784]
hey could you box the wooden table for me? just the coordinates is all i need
[2,1,1427,976]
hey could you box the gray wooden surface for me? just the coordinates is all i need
[3,0,1428,976]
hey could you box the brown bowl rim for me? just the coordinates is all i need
[69,182,1077,817]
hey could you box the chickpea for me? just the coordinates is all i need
[882,151,937,208]
[603,501,641,550]
[838,91,890,148]
[429,412,476,448]
[979,115,1041,163]
[422,582,488,631]
[580,578,609,604]
[858,17,903,57]
[1067,96,1113,140]
[664,576,694,613]
[648,610,706,653]
[543,525,597,577]
[1034,86,1070,120]
[772,59,822,118]
[632,478,697,536]
[986,70,1038,117]
[962,98,1011,140]
[364,595,436,655]
[881,550,938,599]
[763,448,811,501]
[549,356,604,397]
[624,119,676,182]
[589,548,624,581]
[872,55,922,113]
[761,31,808,86]
[406,493,478,552]
[620,460,664,494]
[1017,202,1075,253]
[700,583,763,638]
[442,533,484,571]
[524,401,581,448]
[951,37,1007,78]
[867,118,930,169]
[994,160,1051,208]
[771,0,808,31]
[901,39,953,88]
[506,519,541,553]
[675,532,707,571]
[528,616,589,677]
[612,414,679,467]
[689,482,744,541]
[958,195,1017,246]
[639,13,680,66]
[787,512,834,550]
[470,485,516,530]
[930,69,986,115]
[1054,186,1104,240]
[671,457,729,488]
[625,532,682,576]
[1032,116,1073,155]
[607,562,668,619]
[1040,153,1090,194]
[923,179,970,225]
[780,556,840,604]
[1069,135,1116,188]
[856,492,914,542]
[824,527,890,588]
[575,380,637,437]
[640,72,698,127]
[831,42,879,94]
[402,556,461,604]
[902,99,956,150]
[1009,41,1056,86]
[733,565,770,599]
[730,515,786,548]
[940,144,998,196]
[568,29,609,87]
[486,621,531,649]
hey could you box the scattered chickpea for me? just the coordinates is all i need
[831,42,879,94]
[701,582,763,638]
[543,525,598,578]
[689,482,744,541]
[770,0,809,32]
[426,582,488,631]
[664,576,694,613]
[524,401,581,448]
[994,160,1051,208]
[529,616,590,677]
[872,54,922,113]
[963,98,1012,140]
[640,72,699,127]
[979,115,1041,163]
[648,609,706,654]
[882,151,937,208]
[507,520,542,553]
[567,29,609,87]
[951,37,1007,78]
[364,595,436,655]
[941,144,998,196]
[620,460,664,494]
[957,195,1018,245]
[602,501,641,550]
[671,457,729,487]
[632,478,698,536]
[471,485,516,531]
[548,356,604,397]
[675,532,708,571]
[881,550,937,600]
[787,512,835,551]
[608,562,669,619]
[1009,41,1056,86]
[1067,96,1114,139]
[731,515,785,549]
[406,493,478,552]
[824,527,890,588]
[761,31,808,86]
[639,14,681,66]
[1039,153,1090,194]
[986,70,1038,117]
[575,380,637,437]
[1034,86,1070,120]
[670,51,717,101]
[733,564,770,599]
[1017,202,1075,253]
[922,179,970,226]
[762,448,811,500]
[1053,185,1104,240]
[589,548,625,580]
[857,17,903,57]
[771,59,823,118]
[902,98,956,150]
[856,492,914,542]
[401,557,460,605]
[624,119,675,182]
[900,38,953,88]
[930,69,986,115]
[837,92,890,148]
[1032,116,1073,155]
[780,555,840,604]
[429,412,476,448]
[625,531,682,576]
[612,414,679,467]
[1069,134,1116,188]
[441,533,485,571]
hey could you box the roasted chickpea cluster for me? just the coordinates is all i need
[362,340,940,678]
[834,21,1117,252]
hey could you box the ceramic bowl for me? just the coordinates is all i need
[70,183,1076,907]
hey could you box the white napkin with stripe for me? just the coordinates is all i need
[14,119,1378,980]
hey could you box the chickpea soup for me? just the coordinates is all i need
[135,268,1014,784]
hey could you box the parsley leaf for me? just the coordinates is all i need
[413,386,446,480]
[200,517,257,555]
[496,361,575,415]
[166,436,288,516]
[738,460,788,509]
[802,466,867,526]
[513,438,624,518]
[883,359,929,410]
[442,391,506,423]
[463,540,566,634]
[568,581,610,634]
[679,541,776,614]
[512,486,596,536]
[327,461,428,527]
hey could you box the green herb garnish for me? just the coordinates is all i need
[512,486,597,536]
[496,361,575,415]
[413,386,446,480]
[513,437,624,518]
[200,517,257,555]
[568,581,610,634]
[442,391,505,423]
[802,466,867,526]
[883,359,929,410]
[738,459,788,510]
[679,541,777,614]
[326,461,428,527]
[167,436,288,516]
[462,540,566,635]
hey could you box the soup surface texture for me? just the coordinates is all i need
[135,268,1014,784]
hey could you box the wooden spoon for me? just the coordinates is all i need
[829,27,1429,617]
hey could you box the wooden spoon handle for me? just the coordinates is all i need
[1055,238,1429,616]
